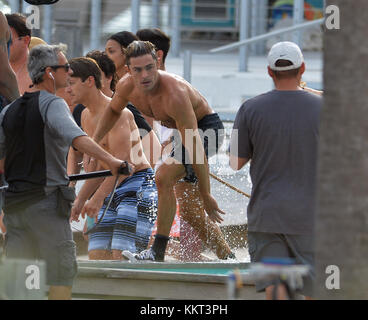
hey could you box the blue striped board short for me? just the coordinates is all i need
[88,168,157,253]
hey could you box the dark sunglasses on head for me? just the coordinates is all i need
[42,63,70,72]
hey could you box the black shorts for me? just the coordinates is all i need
[170,113,224,183]
[3,188,77,286]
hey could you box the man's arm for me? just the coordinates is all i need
[72,135,124,176]
[168,93,224,222]
[93,79,131,143]
[169,94,210,197]
[70,175,104,222]
[80,175,126,220]
[229,155,249,171]
[67,147,83,187]
[0,13,20,102]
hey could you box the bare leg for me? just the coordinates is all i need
[88,249,112,260]
[111,249,129,260]
[155,162,186,236]
[175,181,232,259]
[265,284,288,300]
[265,284,312,300]
[48,286,72,300]
[129,161,187,261]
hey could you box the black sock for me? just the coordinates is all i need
[151,234,170,261]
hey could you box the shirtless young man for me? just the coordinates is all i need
[92,41,233,262]
[5,13,33,95]
[0,12,19,108]
[68,57,157,260]
[0,11,20,239]
[137,28,233,261]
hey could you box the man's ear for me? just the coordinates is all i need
[124,64,130,74]
[157,50,164,67]
[267,66,275,79]
[87,75,95,87]
[299,62,306,76]
[24,35,31,47]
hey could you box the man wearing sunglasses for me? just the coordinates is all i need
[0,44,128,300]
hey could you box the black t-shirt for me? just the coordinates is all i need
[72,103,151,139]
[72,104,85,128]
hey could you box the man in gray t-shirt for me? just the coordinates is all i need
[229,42,322,299]
[0,44,126,300]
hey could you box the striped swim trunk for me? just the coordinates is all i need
[88,168,157,253]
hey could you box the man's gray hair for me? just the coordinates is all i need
[28,44,67,84]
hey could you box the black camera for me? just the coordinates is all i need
[24,0,60,5]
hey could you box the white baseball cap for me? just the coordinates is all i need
[267,41,304,71]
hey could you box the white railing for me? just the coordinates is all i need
[210,18,324,54]
[182,18,324,82]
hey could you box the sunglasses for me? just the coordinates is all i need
[42,63,70,72]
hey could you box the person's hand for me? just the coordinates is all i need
[82,219,89,241]
[70,197,85,222]
[202,193,225,223]
[109,159,135,177]
[83,154,97,173]
[81,197,104,222]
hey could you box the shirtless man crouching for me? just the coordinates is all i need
[68,57,157,260]
[92,41,234,262]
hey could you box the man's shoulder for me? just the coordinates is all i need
[121,107,134,122]
[160,71,188,91]
[238,91,274,113]
[38,91,70,117]
[116,73,135,93]
[39,90,63,103]
[301,90,323,104]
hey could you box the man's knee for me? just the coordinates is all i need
[155,168,174,190]
[155,163,186,190]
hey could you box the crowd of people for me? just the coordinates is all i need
[0,9,322,300]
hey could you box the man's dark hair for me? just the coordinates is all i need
[69,57,102,90]
[86,50,117,91]
[5,13,31,38]
[272,59,301,79]
[136,28,170,64]
[125,41,158,66]
[108,31,138,49]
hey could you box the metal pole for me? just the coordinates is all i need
[9,0,20,13]
[171,0,181,57]
[152,0,160,28]
[90,0,101,51]
[293,0,304,47]
[183,50,192,83]
[239,0,250,72]
[250,0,258,54]
[258,0,267,54]
[131,0,140,33]
[21,0,30,14]
[43,5,53,44]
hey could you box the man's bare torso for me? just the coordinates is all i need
[118,71,213,129]
[82,97,150,172]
